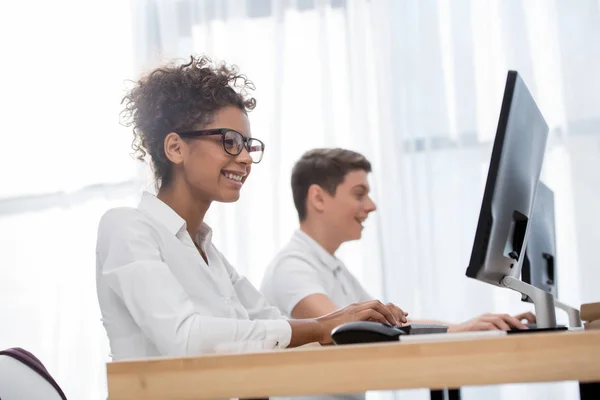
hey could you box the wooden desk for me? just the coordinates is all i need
[107,330,600,399]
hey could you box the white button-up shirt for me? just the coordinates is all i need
[96,192,291,361]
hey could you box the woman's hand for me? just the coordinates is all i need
[315,300,408,344]
[385,302,409,324]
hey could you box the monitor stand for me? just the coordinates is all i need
[554,300,582,328]
[502,276,558,328]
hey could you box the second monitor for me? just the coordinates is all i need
[521,181,581,327]
[520,181,557,300]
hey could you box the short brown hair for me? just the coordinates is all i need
[120,55,256,189]
[291,148,372,221]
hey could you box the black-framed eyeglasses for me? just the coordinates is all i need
[177,129,265,164]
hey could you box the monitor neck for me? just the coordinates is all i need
[501,276,557,328]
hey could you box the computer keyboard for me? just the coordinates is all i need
[394,323,449,335]
[508,323,567,334]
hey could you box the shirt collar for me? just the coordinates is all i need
[293,229,342,272]
[138,192,186,235]
[137,191,213,250]
[194,223,213,252]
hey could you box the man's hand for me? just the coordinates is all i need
[449,313,532,332]
[514,311,536,324]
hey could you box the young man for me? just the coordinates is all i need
[261,148,535,334]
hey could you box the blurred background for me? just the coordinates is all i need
[0,0,599,399]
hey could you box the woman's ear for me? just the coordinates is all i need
[306,184,326,215]
[164,132,185,165]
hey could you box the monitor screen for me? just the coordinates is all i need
[466,70,549,286]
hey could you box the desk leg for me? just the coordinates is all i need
[430,388,461,400]
[579,382,600,400]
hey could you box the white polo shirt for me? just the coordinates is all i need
[261,230,372,400]
[261,230,373,317]
[96,192,291,360]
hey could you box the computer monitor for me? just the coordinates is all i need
[520,181,557,301]
[465,70,556,328]
[520,183,582,327]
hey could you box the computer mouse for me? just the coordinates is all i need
[331,321,405,345]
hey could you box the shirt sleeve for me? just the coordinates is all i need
[96,208,291,355]
[260,253,330,316]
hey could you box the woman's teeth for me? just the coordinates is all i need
[224,172,243,182]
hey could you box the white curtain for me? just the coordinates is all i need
[0,0,139,399]
[1,0,599,399]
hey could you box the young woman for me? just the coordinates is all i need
[95,55,407,360]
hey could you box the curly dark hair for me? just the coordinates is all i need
[292,148,372,221]
[120,55,256,188]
